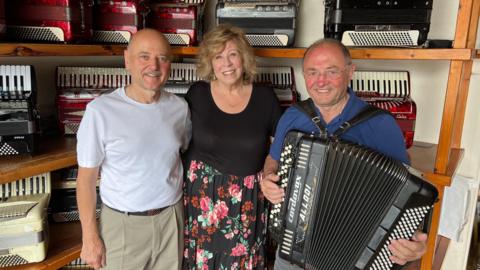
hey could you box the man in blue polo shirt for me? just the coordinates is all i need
[260,38,427,269]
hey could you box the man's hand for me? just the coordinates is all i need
[388,231,428,265]
[81,234,106,270]
[260,172,285,204]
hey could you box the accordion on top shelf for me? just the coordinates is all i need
[49,167,101,223]
[92,0,149,44]
[0,65,38,155]
[5,0,94,43]
[324,0,433,47]
[146,0,206,46]
[269,131,438,270]
[350,70,416,149]
[215,0,300,47]
[0,173,51,267]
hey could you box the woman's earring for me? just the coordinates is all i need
[212,74,216,80]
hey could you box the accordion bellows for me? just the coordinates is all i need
[269,131,438,270]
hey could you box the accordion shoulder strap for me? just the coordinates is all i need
[294,98,328,138]
[294,98,391,139]
[332,105,391,139]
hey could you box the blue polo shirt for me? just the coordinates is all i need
[269,88,409,164]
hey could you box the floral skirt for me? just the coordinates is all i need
[183,160,266,270]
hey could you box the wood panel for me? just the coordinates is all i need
[0,44,473,60]
[0,137,77,184]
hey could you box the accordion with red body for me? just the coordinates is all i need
[147,1,205,45]
[350,71,416,149]
[92,0,148,43]
[56,67,129,134]
[5,0,93,42]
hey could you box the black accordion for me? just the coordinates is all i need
[269,130,438,270]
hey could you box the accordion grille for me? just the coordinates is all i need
[92,31,130,43]
[0,254,29,267]
[246,34,287,46]
[0,143,19,155]
[8,26,63,42]
[164,34,190,45]
[347,31,416,47]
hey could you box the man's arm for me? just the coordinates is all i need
[260,154,285,204]
[77,166,105,270]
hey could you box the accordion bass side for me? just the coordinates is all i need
[269,131,438,270]
[5,0,93,42]
[215,1,299,47]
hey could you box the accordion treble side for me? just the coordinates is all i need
[269,131,438,270]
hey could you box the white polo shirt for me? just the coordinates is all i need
[77,87,191,212]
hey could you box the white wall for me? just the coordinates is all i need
[0,0,478,267]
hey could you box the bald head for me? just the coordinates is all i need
[127,28,172,57]
[303,38,352,67]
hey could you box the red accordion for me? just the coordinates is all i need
[92,0,149,43]
[351,70,416,148]
[5,0,93,42]
[147,1,205,45]
[56,67,129,134]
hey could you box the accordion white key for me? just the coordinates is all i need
[0,173,51,267]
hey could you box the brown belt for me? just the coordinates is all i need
[106,205,168,216]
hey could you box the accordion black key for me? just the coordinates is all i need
[269,131,438,270]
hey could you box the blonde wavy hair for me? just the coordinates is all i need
[196,24,256,83]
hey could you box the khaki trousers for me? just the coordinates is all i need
[99,199,184,270]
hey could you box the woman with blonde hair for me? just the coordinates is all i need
[183,24,282,269]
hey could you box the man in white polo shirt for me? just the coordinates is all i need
[76,29,191,270]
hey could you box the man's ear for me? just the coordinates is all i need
[348,63,356,80]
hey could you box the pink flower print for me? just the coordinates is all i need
[241,214,247,222]
[213,201,229,220]
[188,171,197,182]
[228,184,242,202]
[231,243,247,256]
[231,262,239,270]
[225,232,234,239]
[200,197,212,212]
[243,175,255,189]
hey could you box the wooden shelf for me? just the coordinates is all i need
[3,222,82,270]
[0,43,473,60]
[0,136,77,185]
[476,49,480,58]
[408,141,464,186]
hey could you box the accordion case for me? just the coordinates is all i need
[92,0,148,44]
[0,173,51,267]
[216,0,299,47]
[0,65,38,155]
[324,0,433,47]
[269,131,438,270]
[147,2,205,46]
[350,70,416,148]
[5,0,93,42]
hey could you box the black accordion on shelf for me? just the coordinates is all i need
[269,130,438,270]
[324,0,433,47]
[216,0,299,47]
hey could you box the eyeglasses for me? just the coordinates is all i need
[304,65,350,80]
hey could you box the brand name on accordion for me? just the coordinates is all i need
[288,175,312,224]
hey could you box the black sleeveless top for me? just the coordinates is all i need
[185,81,282,176]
